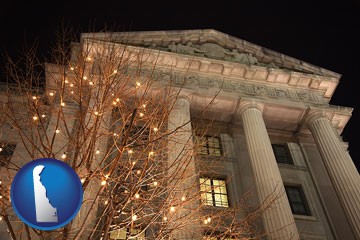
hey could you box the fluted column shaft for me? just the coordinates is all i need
[308,114,360,238]
[240,103,299,239]
[168,97,201,239]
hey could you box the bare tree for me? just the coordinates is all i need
[0,26,283,240]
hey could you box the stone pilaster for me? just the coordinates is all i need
[168,97,201,239]
[240,100,299,239]
[307,112,360,239]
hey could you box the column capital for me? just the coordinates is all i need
[305,110,330,128]
[238,99,264,116]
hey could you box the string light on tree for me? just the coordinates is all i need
[61,153,67,159]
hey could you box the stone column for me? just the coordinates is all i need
[240,101,299,239]
[307,112,360,239]
[168,97,201,239]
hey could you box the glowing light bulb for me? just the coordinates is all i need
[96,149,100,154]
[94,111,99,115]
[142,104,146,108]
[139,112,144,117]
[33,116,38,121]
[0,195,2,199]
[0,216,2,221]
[61,102,65,107]
[0,148,2,152]
[128,149,133,154]
[132,214,137,221]
[55,129,60,133]
[70,83,74,87]
[153,127,158,132]
[116,98,120,102]
[104,200,108,204]
[81,178,85,183]
[163,216,167,221]
[181,196,186,201]
[89,81,94,85]
[49,92,54,96]
[149,151,154,157]
[113,69,118,73]
[112,101,117,105]
[207,217,211,223]
[136,170,141,175]
[101,180,107,186]
[86,57,92,61]
[135,193,140,199]
[153,181,158,186]
[65,79,69,84]
[61,153,66,159]
[136,82,141,87]
[170,206,175,212]
[204,219,208,224]
[83,76,87,80]
[32,96,37,100]
[71,91,74,94]
[41,114,46,118]
[70,67,74,71]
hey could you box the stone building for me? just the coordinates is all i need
[1,29,359,239]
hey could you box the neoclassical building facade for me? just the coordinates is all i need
[1,29,359,239]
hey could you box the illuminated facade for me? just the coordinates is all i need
[1,29,360,240]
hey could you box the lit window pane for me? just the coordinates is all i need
[199,177,229,208]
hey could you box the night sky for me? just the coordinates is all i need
[1,1,359,171]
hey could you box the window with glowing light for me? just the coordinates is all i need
[0,142,16,167]
[200,177,229,207]
[109,228,145,240]
[202,232,235,240]
[196,135,222,156]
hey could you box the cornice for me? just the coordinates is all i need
[83,38,339,102]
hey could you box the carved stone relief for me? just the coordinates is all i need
[123,67,325,104]
[164,41,274,67]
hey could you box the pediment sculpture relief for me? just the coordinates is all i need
[162,41,276,67]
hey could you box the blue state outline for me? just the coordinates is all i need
[10,158,83,231]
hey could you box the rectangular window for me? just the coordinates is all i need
[110,228,145,239]
[196,135,222,156]
[272,144,293,164]
[200,177,229,207]
[0,143,16,166]
[203,234,234,240]
[285,185,311,216]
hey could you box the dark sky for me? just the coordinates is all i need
[0,1,359,171]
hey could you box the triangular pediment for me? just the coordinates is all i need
[81,29,340,78]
